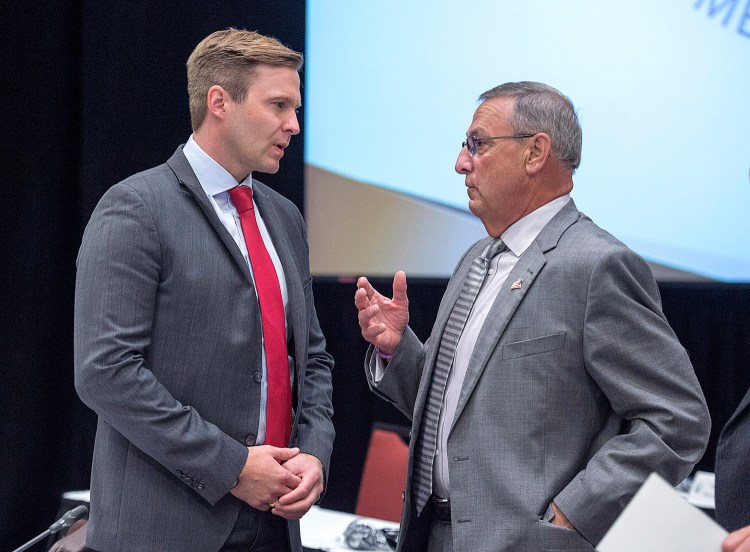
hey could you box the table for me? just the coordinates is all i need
[300,505,398,551]
[58,491,398,551]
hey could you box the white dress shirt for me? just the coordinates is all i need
[183,136,289,445]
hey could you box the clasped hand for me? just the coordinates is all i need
[230,446,324,520]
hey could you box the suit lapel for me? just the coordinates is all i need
[724,387,750,432]
[448,200,583,430]
[166,147,253,284]
[451,245,546,428]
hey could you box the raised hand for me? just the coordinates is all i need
[354,271,409,354]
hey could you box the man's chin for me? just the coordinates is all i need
[255,162,281,175]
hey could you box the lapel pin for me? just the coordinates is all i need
[511,278,524,290]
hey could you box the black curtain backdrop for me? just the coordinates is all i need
[1,2,749,550]
[0,2,306,549]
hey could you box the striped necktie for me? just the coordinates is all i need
[412,238,506,514]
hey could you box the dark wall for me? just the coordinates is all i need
[0,2,305,549]
[1,2,749,550]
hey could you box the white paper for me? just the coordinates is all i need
[597,472,727,552]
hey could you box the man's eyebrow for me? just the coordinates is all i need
[269,94,301,105]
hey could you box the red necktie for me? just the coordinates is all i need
[228,186,291,448]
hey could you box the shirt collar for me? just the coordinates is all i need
[183,135,252,198]
[501,194,571,257]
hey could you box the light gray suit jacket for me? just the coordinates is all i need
[367,199,710,552]
[74,147,334,552]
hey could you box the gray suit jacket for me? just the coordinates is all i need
[74,147,334,552]
[715,384,750,531]
[367,199,710,552]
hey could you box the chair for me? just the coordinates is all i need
[354,423,410,522]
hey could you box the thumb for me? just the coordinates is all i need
[272,446,300,462]
[392,271,408,302]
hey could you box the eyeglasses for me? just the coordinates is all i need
[462,133,535,156]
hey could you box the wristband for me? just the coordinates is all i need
[375,347,396,360]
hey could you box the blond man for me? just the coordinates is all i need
[75,29,334,552]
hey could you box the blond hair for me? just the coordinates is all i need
[186,28,303,131]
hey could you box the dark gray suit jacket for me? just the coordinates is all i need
[74,147,334,552]
[367,199,710,552]
[715,385,750,531]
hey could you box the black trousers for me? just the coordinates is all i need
[220,503,290,552]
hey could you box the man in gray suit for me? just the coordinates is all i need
[354,82,710,551]
[75,29,334,552]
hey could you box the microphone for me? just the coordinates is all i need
[11,505,88,552]
[48,505,88,533]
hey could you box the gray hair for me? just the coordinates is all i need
[479,82,582,171]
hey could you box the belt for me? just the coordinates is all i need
[430,495,451,524]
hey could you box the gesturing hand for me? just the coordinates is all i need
[354,271,409,355]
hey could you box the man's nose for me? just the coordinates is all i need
[455,146,472,174]
[285,112,300,135]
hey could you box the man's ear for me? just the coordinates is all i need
[206,85,231,121]
[525,132,552,175]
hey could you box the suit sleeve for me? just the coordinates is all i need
[286,207,336,489]
[74,183,247,505]
[363,326,427,421]
[553,247,711,544]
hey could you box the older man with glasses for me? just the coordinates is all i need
[354,81,710,552]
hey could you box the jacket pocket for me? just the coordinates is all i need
[502,332,566,360]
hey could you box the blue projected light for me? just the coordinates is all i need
[305,1,750,281]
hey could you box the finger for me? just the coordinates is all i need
[357,276,379,301]
[278,477,315,505]
[274,470,302,491]
[356,276,371,292]
[271,503,309,520]
[264,461,301,492]
[250,499,271,512]
[271,446,300,463]
[725,527,750,552]
[360,322,386,342]
[357,303,381,326]
[272,493,318,520]
[392,271,408,302]
[354,287,370,311]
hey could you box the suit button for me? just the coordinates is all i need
[245,434,256,446]
[197,484,204,490]
[401,491,405,502]
[253,371,262,383]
